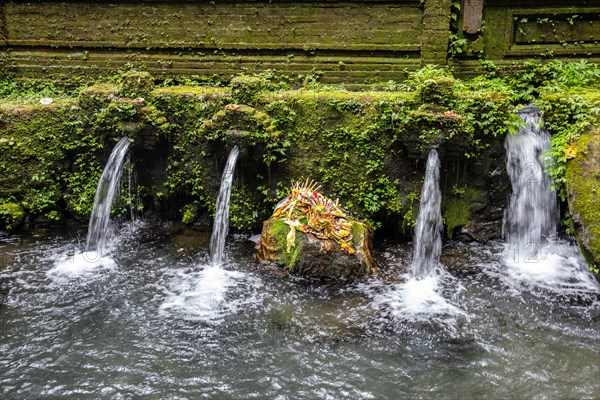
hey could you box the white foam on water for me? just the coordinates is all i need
[371,268,467,324]
[159,264,258,323]
[367,149,467,331]
[501,241,600,295]
[47,251,116,282]
[45,221,146,283]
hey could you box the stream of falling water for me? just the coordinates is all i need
[86,137,131,254]
[47,138,130,281]
[210,145,240,267]
[373,149,464,324]
[160,145,246,322]
[500,105,599,295]
[411,149,443,278]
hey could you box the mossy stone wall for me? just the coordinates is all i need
[565,128,600,268]
[0,0,429,83]
[2,1,598,82]
[0,71,515,240]
[3,66,600,270]
[453,1,600,74]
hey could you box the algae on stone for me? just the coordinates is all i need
[565,128,600,268]
[258,218,374,279]
[0,69,520,239]
[442,187,481,238]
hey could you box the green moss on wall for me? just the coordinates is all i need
[397,107,474,158]
[0,105,95,223]
[442,187,482,238]
[565,129,600,268]
[539,88,600,202]
[0,75,182,228]
[0,66,554,238]
[151,86,229,221]
[258,90,417,230]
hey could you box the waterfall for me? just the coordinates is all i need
[159,145,242,317]
[503,105,558,258]
[210,145,240,266]
[496,105,600,295]
[375,149,463,320]
[85,137,131,253]
[411,149,443,278]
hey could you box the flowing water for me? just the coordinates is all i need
[210,145,240,267]
[158,145,241,324]
[411,149,443,278]
[1,120,599,398]
[372,149,460,323]
[85,137,131,254]
[503,105,557,252]
[501,105,598,295]
[0,223,598,399]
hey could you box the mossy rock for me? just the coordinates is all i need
[118,70,154,99]
[78,83,118,110]
[151,85,231,101]
[566,128,600,269]
[418,76,457,105]
[199,104,279,147]
[257,218,375,280]
[231,75,268,105]
[257,89,415,104]
[397,107,474,159]
[442,187,483,238]
[406,66,457,105]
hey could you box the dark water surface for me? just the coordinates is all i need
[1,222,598,399]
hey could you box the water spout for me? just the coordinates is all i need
[210,145,240,266]
[85,137,131,254]
[411,149,443,278]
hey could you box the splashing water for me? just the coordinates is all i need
[502,105,600,295]
[160,265,248,323]
[2,224,599,399]
[210,145,240,267]
[47,252,117,283]
[371,272,467,325]
[502,240,600,295]
[411,149,443,278]
[48,138,130,280]
[47,220,145,282]
[85,137,131,254]
[159,146,241,320]
[373,149,464,323]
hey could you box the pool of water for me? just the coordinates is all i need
[1,221,599,399]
